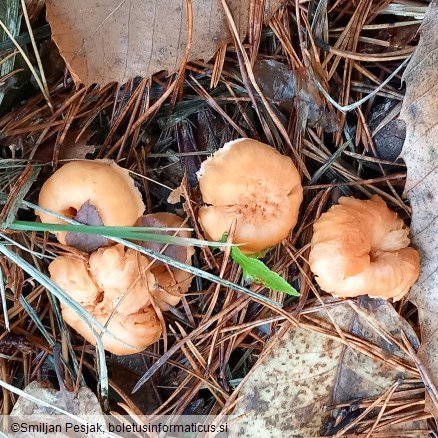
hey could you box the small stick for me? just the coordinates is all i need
[52,343,68,397]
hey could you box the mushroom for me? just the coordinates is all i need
[37,160,145,245]
[88,244,157,314]
[308,195,420,300]
[49,245,163,355]
[61,306,161,356]
[197,138,303,254]
[135,213,195,308]
[48,255,100,305]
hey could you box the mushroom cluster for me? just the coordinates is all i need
[38,160,194,355]
[49,246,162,355]
[196,139,420,300]
[197,138,304,254]
[48,241,193,355]
[308,195,420,301]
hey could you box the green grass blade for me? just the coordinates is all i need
[19,295,54,346]
[5,207,282,308]
[9,219,192,233]
[3,166,40,228]
[6,220,220,248]
[8,202,282,308]
[7,220,199,244]
[0,267,8,331]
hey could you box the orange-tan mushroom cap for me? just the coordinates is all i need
[48,246,163,355]
[197,138,303,254]
[48,255,100,305]
[37,160,145,244]
[308,195,420,301]
[62,306,162,356]
[88,244,156,314]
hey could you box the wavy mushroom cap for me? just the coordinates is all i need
[136,213,195,308]
[89,244,156,314]
[149,264,192,308]
[48,255,99,305]
[37,160,145,244]
[49,246,163,355]
[197,138,303,254]
[62,306,162,355]
[309,195,420,300]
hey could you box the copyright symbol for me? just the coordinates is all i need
[11,423,20,433]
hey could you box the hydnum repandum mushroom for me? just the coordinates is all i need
[197,138,304,254]
[40,160,194,354]
[49,245,163,355]
[37,159,145,246]
[308,195,420,301]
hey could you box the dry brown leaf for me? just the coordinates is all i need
[34,127,96,162]
[167,181,186,205]
[253,59,296,113]
[9,381,105,437]
[45,0,285,86]
[229,298,425,437]
[254,60,338,132]
[399,0,438,419]
[65,201,110,252]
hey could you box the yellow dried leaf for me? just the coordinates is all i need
[229,299,425,436]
